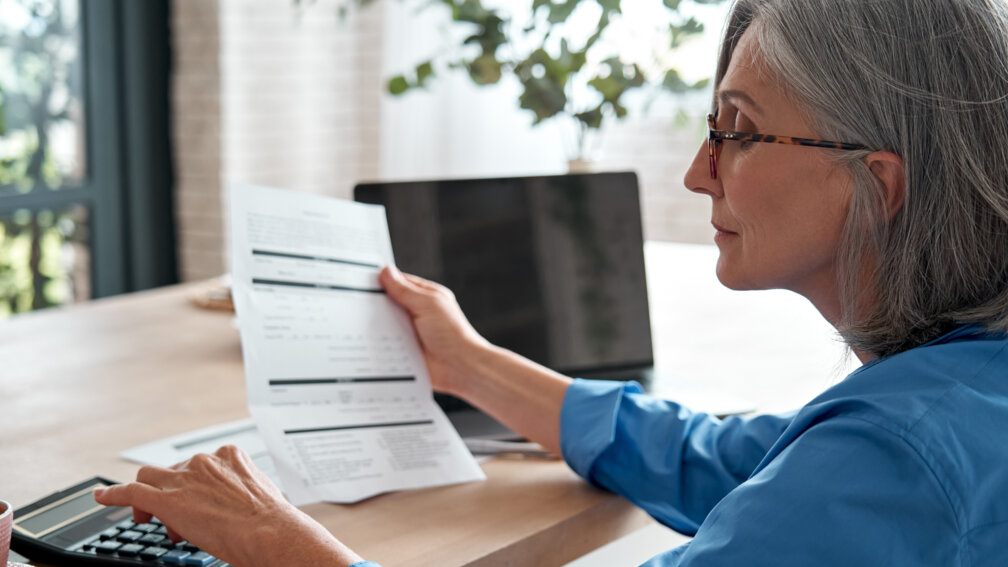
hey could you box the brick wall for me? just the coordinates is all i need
[171,0,384,281]
[171,0,224,282]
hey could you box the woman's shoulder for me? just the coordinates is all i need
[774,325,1008,547]
[803,324,1008,433]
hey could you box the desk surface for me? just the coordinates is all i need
[0,281,652,567]
[0,242,857,566]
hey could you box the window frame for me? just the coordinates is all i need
[0,0,176,302]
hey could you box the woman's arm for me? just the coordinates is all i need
[379,266,572,455]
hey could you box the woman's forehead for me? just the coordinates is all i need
[717,29,789,115]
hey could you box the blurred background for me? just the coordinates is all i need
[0,0,729,319]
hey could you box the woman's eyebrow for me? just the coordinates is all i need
[717,89,764,116]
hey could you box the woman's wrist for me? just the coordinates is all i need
[246,505,363,567]
[444,340,509,400]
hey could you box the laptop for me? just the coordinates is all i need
[355,172,659,438]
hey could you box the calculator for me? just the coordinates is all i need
[11,477,230,567]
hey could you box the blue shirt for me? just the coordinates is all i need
[561,324,1008,565]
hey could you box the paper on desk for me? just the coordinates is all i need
[121,418,281,487]
[228,182,485,505]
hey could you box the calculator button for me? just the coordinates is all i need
[139,546,170,560]
[184,551,216,566]
[175,541,200,552]
[116,530,144,542]
[134,522,158,533]
[80,537,101,551]
[154,525,169,535]
[94,540,123,554]
[151,518,163,526]
[99,527,121,540]
[139,533,167,545]
[161,550,192,564]
[117,543,145,557]
[116,519,137,530]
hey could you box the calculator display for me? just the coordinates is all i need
[16,486,104,538]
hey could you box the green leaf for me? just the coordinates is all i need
[575,106,604,129]
[518,77,567,123]
[661,69,689,92]
[662,0,681,10]
[669,17,704,48]
[387,76,411,95]
[416,61,434,85]
[468,53,502,85]
[596,0,622,14]
[547,0,579,24]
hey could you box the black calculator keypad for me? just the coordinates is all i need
[77,521,225,565]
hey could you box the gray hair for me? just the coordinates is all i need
[715,0,1008,358]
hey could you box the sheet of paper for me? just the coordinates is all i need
[121,418,281,487]
[229,182,485,505]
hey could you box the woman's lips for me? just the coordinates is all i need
[712,222,738,235]
[712,222,738,243]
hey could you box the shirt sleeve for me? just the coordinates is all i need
[640,417,959,566]
[560,379,794,534]
[348,562,382,567]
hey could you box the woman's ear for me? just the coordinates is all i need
[866,151,906,219]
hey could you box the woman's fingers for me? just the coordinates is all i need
[93,482,162,514]
[137,464,178,486]
[379,266,422,310]
[403,273,443,293]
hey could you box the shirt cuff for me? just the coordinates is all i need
[349,562,382,567]
[560,378,644,481]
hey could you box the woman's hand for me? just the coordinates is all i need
[380,266,572,454]
[93,445,363,567]
[379,266,491,396]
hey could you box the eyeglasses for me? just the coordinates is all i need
[706,113,868,179]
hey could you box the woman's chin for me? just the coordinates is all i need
[714,257,760,291]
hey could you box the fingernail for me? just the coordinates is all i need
[93,487,106,498]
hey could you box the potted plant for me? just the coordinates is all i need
[385,0,724,165]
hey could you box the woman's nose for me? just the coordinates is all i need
[683,140,722,199]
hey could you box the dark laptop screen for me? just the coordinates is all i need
[354,172,653,375]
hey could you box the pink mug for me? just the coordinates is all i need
[0,499,11,565]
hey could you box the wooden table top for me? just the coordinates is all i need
[0,282,649,567]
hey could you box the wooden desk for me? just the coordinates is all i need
[0,282,650,567]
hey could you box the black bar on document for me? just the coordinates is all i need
[269,376,416,386]
[252,249,380,269]
[252,278,385,294]
[284,420,434,435]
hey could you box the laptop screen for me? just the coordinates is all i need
[354,172,654,376]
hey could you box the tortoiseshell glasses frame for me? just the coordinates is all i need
[706,113,869,179]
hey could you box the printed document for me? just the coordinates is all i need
[229,182,485,505]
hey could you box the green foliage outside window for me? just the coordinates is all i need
[0,0,89,318]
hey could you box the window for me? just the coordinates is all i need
[0,0,176,317]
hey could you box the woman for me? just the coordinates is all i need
[95,0,1008,564]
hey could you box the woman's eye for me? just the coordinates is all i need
[734,113,752,132]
